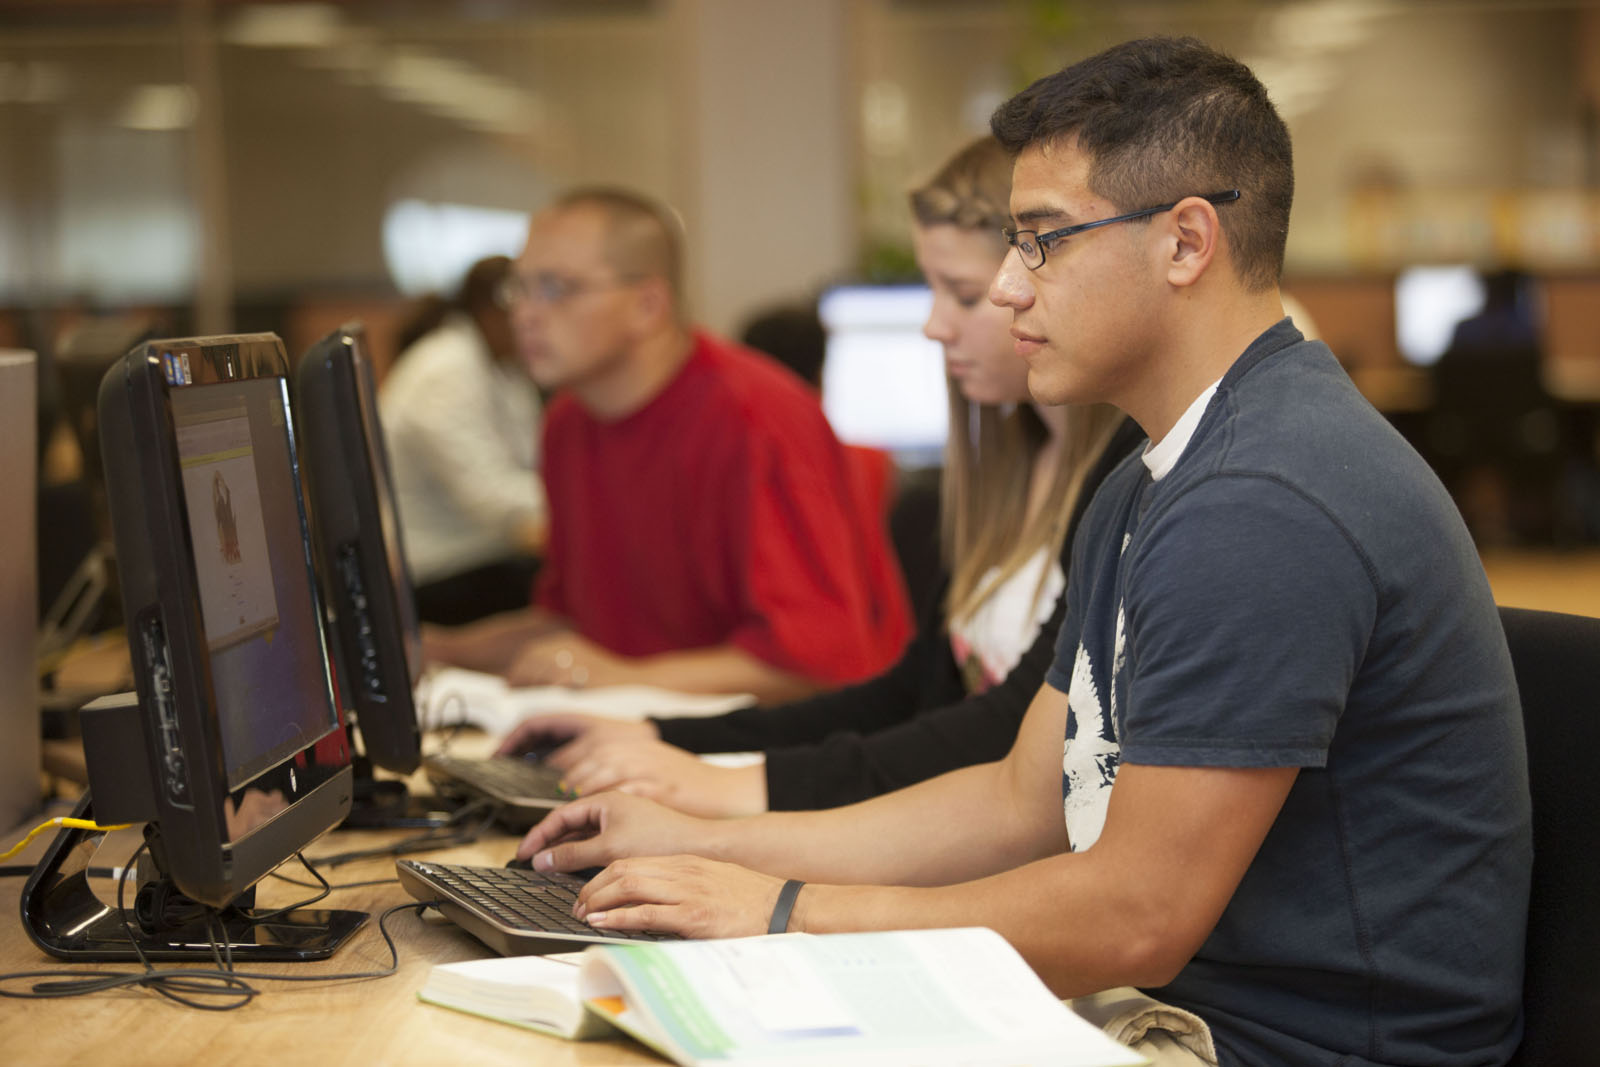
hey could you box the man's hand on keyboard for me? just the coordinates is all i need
[516,792,707,874]
[572,855,789,940]
[505,632,635,689]
[494,711,659,760]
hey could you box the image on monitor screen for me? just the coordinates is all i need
[23,333,364,963]
[817,285,948,467]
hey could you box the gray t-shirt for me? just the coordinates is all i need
[1046,320,1531,1066]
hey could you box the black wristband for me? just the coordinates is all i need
[767,878,805,935]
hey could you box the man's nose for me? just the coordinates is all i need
[989,250,1034,310]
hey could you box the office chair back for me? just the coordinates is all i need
[1500,606,1600,1067]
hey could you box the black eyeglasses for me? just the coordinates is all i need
[1003,189,1241,271]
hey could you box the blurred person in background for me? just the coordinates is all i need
[425,187,911,703]
[381,254,547,625]
[738,299,899,575]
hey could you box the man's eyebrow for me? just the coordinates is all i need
[1013,206,1072,228]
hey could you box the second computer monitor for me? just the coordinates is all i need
[294,324,424,776]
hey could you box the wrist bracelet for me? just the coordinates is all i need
[767,878,805,935]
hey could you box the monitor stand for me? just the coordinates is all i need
[338,740,460,830]
[21,794,367,963]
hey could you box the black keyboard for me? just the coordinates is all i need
[424,753,572,800]
[396,859,681,955]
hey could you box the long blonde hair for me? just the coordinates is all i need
[910,137,1125,628]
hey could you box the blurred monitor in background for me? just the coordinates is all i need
[816,285,948,470]
[1395,265,1489,367]
[740,302,827,389]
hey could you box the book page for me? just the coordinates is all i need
[581,928,1146,1066]
[418,952,609,1040]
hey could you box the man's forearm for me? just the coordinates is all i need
[637,645,820,704]
[784,854,1159,998]
[424,608,567,673]
[702,757,1067,887]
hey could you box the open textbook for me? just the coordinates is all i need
[415,666,755,738]
[418,928,1146,1066]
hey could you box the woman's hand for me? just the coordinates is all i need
[516,791,716,872]
[557,739,768,818]
[493,712,658,758]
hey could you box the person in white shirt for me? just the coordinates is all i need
[380,254,547,624]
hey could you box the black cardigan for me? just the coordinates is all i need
[654,417,1145,810]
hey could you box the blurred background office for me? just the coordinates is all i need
[8,0,1600,630]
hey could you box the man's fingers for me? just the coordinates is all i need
[586,902,676,933]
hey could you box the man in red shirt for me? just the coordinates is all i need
[425,187,911,704]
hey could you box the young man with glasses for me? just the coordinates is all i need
[513,39,1530,1066]
[426,187,911,704]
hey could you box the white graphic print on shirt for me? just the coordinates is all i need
[1061,535,1130,851]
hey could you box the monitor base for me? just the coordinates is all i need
[21,794,368,963]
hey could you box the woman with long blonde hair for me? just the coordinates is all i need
[495,136,1141,816]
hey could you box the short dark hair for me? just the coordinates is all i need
[458,253,513,313]
[990,36,1292,291]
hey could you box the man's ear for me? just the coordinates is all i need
[627,275,675,332]
[1163,197,1222,289]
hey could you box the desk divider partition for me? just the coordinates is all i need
[0,350,40,834]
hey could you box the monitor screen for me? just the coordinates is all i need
[817,285,948,466]
[1395,265,1487,366]
[87,333,352,910]
[170,378,339,791]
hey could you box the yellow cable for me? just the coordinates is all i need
[1,817,134,862]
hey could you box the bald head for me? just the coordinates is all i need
[550,187,686,322]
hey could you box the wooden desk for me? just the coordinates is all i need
[0,815,662,1067]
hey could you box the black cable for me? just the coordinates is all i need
[304,797,497,868]
[0,898,437,1009]
[268,870,399,891]
[1,836,439,1009]
[236,851,330,923]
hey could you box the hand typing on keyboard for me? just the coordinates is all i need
[494,711,659,762]
[514,792,795,940]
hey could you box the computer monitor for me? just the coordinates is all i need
[23,333,364,962]
[817,284,948,468]
[1395,265,1487,366]
[294,324,436,827]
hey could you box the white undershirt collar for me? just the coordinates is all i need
[1141,378,1223,481]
